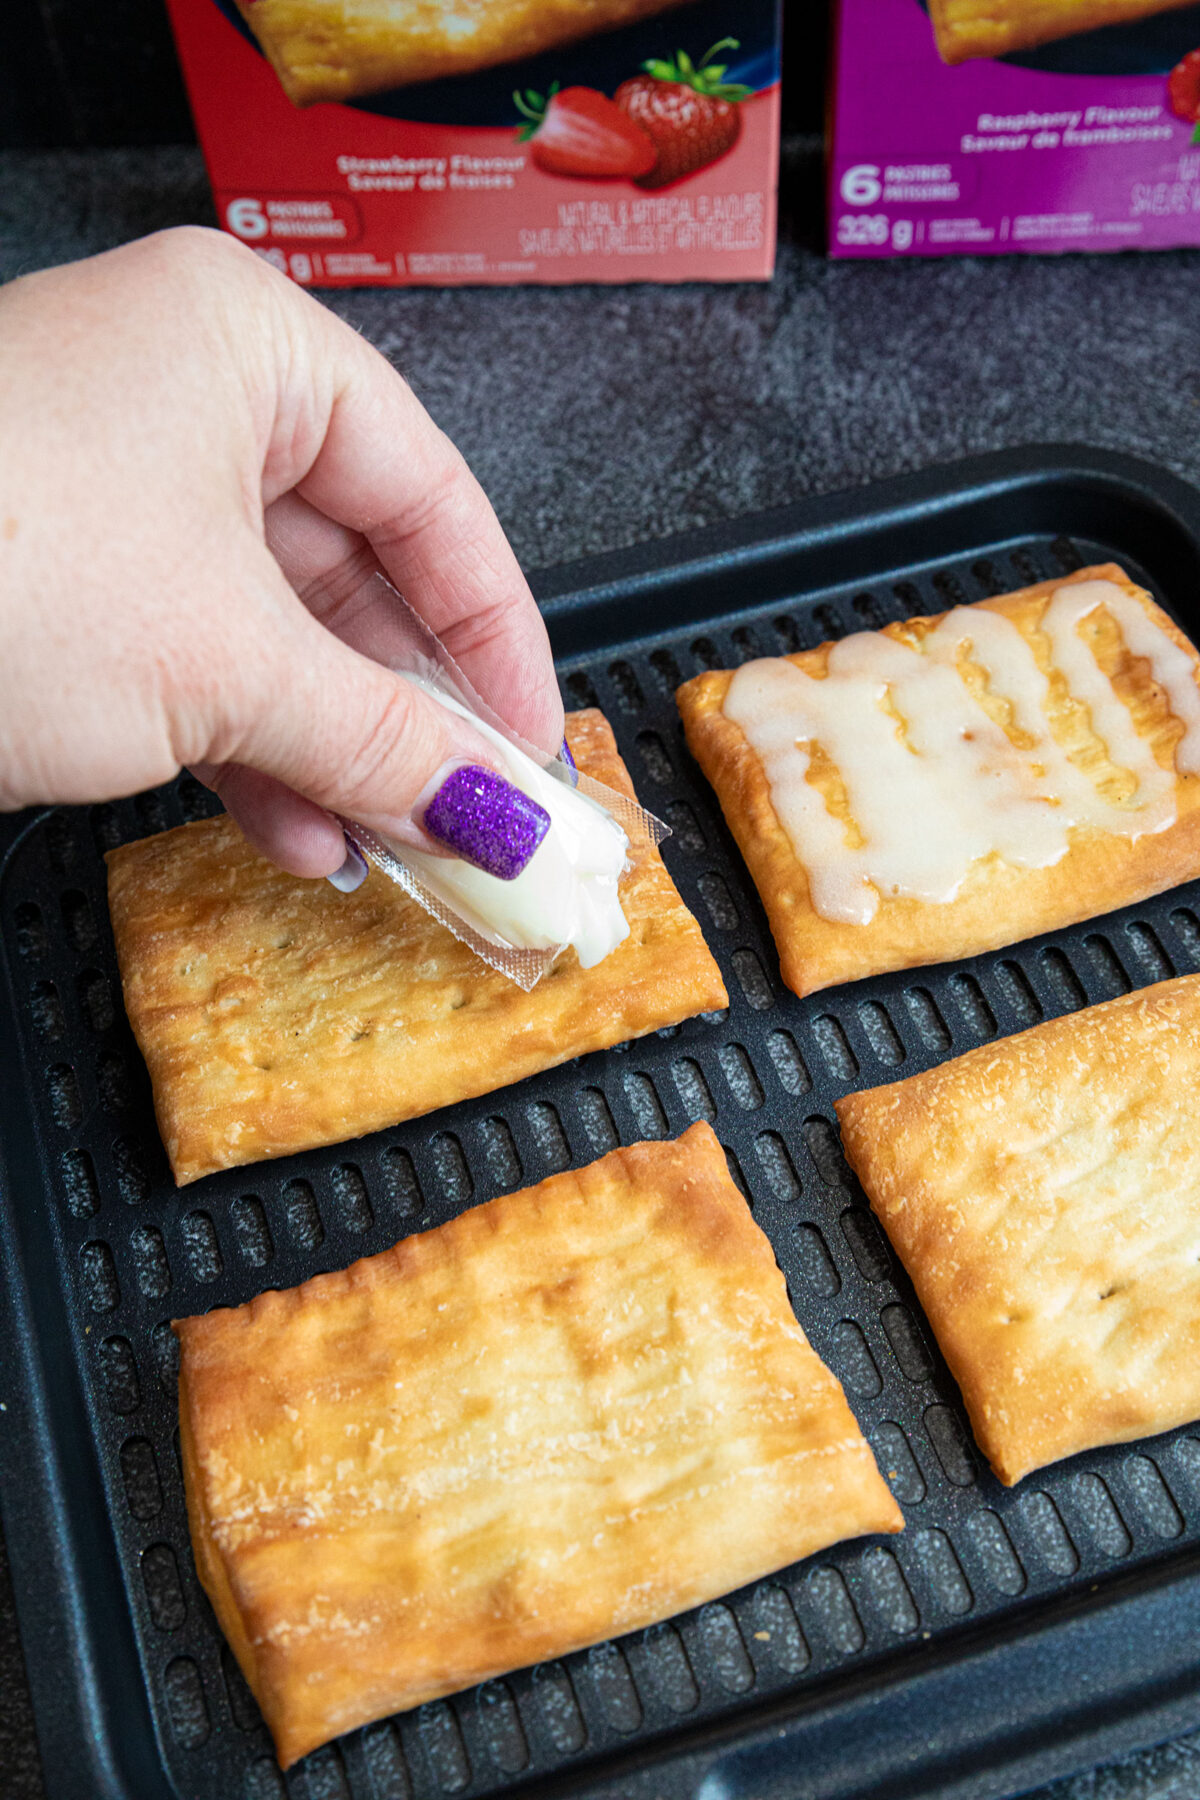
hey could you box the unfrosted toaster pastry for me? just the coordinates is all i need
[676,564,1200,999]
[928,0,1196,64]
[836,974,1200,1485]
[174,1121,903,1766]
[236,0,694,106]
[106,709,726,1185]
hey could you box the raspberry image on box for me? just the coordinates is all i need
[234,0,696,104]
[928,0,1197,63]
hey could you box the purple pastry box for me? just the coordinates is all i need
[828,0,1200,257]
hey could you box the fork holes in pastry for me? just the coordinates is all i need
[913,1528,973,1615]
[526,1102,570,1172]
[872,1423,925,1506]
[749,1585,810,1672]
[1038,948,1086,1013]
[732,949,773,1012]
[1085,933,1131,997]
[903,988,951,1052]
[923,1404,976,1487]
[623,1072,667,1139]
[832,1319,881,1397]
[1126,920,1175,981]
[811,1015,858,1079]
[718,1042,763,1110]
[60,1147,99,1219]
[130,1224,171,1299]
[476,1680,529,1774]
[531,1663,586,1755]
[431,1134,473,1207]
[755,1132,800,1200]
[283,1177,324,1249]
[163,1657,210,1749]
[804,1567,864,1656]
[586,1642,642,1733]
[673,1059,716,1124]
[331,1163,373,1233]
[642,1623,699,1713]
[697,871,739,932]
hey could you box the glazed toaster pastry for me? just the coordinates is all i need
[8,449,1200,1800]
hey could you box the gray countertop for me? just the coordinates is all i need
[3,141,1200,1800]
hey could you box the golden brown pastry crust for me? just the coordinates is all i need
[235,0,693,106]
[676,565,1200,999]
[836,975,1200,1486]
[927,0,1194,63]
[175,1122,902,1766]
[106,709,726,1185]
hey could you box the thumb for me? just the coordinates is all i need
[199,560,550,886]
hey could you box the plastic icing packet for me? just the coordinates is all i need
[330,571,669,989]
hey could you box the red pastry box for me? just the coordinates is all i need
[162,0,783,286]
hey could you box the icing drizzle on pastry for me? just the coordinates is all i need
[723,580,1200,926]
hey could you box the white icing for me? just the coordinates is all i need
[723,579,1200,925]
[399,687,631,968]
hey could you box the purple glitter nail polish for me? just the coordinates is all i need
[560,738,578,786]
[422,765,551,880]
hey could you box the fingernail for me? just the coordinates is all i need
[422,764,550,880]
[560,738,579,786]
[326,837,368,894]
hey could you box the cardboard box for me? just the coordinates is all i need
[163,0,782,286]
[829,0,1200,257]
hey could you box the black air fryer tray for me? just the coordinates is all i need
[7,446,1200,1800]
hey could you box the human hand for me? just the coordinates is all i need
[0,227,564,886]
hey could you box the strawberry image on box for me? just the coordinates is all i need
[163,0,783,286]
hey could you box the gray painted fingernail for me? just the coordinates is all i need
[326,838,368,894]
[422,765,550,880]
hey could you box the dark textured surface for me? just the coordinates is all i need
[3,141,1200,1800]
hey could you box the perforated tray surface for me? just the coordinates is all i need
[8,448,1200,1800]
